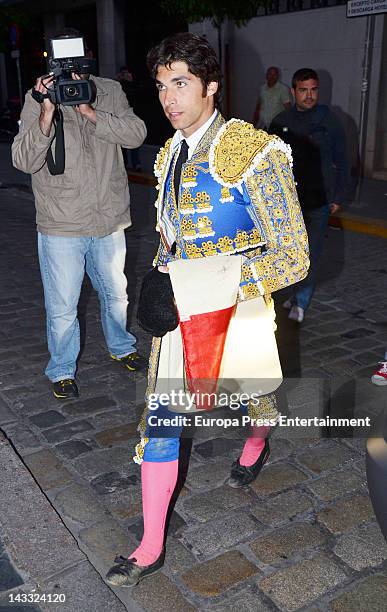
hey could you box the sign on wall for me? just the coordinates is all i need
[347,0,387,17]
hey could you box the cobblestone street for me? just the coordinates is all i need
[0,146,387,610]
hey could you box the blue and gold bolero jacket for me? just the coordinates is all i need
[153,113,309,298]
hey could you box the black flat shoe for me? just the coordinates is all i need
[105,549,165,587]
[226,439,270,488]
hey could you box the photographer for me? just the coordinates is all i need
[12,30,147,399]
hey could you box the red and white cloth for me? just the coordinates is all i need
[154,255,282,411]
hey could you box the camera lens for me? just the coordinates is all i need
[64,85,79,98]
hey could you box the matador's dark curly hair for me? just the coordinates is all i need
[147,32,222,107]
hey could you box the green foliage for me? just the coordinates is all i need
[160,0,266,28]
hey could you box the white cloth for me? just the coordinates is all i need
[153,256,282,411]
[169,255,240,319]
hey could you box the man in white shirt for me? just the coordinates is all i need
[253,66,292,129]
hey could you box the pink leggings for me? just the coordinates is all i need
[129,425,269,566]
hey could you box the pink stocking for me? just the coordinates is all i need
[129,460,178,566]
[239,425,270,467]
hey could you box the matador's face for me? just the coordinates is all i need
[155,61,218,138]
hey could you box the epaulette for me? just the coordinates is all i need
[209,118,292,188]
[154,138,173,179]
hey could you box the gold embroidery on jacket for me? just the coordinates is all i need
[134,336,162,464]
[246,149,309,294]
[234,230,250,250]
[248,393,279,422]
[196,191,212,211]
[213,122,272,184]
[185,243,203,258]
[220,186,234,203]
[197,216,215,237]
[181,164,198,188]
[209,119,292,188]
[180,191,197,214]
[179,190,212,215]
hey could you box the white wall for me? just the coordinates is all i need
[229,7,367,121]
[191,7,386,176]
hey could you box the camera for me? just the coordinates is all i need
[45,36,96,106]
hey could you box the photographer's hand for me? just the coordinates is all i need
[35,75,55,136]
[72,73,97,124]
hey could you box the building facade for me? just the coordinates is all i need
[191,6,387,179]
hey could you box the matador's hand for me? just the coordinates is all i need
[158,265,169,274]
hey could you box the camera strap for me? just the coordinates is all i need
[31,89,51,104]
[47,107,65,175]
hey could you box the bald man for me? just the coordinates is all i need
[253,66,291,129]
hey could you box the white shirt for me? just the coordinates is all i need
[172,109,218,160]
[259,81,291,129]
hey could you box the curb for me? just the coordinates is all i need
[329,212,387,239]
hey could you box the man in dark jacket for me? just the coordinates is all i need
[270,68,348,322]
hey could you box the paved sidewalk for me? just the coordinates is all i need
[0,147,387,611]
[0,431,126,612]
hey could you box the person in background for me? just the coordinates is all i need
[117,66,142,171]
[270,67,348,323]
[252,66,291,130]
[372,351,387,385]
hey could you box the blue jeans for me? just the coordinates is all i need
[38,230,137,382]
[291,205,330,311]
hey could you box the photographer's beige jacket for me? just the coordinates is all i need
[12,76,147,237]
